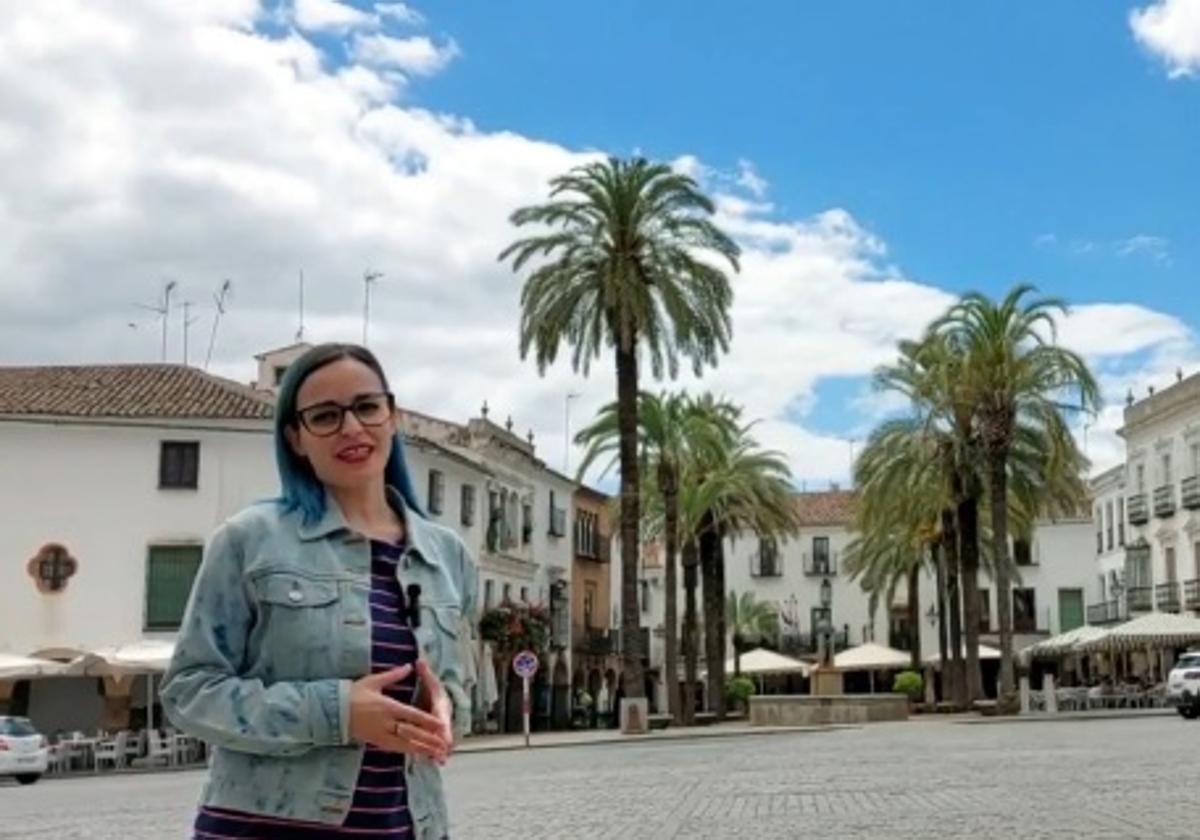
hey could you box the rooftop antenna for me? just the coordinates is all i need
[135,280,177,361]
[362,269,382,345]
[204,279,233,371]
[296,269,305,342]
[181,301,201,366]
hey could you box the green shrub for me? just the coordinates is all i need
[893,670,924,701]
[726,676,756,709]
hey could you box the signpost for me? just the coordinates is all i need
[512,650,539,748]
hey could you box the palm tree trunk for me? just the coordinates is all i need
[957,494,985,703]
[700,514,724,716]
[662,470,681,723]
[907,564,921,672]
[615,341,645,703]
[682,539,699,725]
[989,449,1016,705]
[941,508,966,708]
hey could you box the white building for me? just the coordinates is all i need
[0,362,277,731]
[1097,372,1200,623]
[1089,464,1130,623]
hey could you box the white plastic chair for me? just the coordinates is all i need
[94,734,124,771]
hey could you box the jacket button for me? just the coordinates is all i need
[288,588,304,603]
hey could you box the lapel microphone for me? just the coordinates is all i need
[406,583,422,627]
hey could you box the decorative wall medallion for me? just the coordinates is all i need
[27,543,78,594]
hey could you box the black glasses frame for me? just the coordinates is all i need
[294,391,396,437]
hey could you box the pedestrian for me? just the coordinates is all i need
[161,342,476,840]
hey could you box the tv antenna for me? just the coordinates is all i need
[362,269,382,345]
[181,301,201,366]
[204,279,233,371]
[134,280,177,361]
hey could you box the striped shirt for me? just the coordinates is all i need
[194,540,418,839]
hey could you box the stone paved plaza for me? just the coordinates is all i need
[1,716,1195,839]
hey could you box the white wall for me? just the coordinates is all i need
[0,418,275,656]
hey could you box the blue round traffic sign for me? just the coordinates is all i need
[512,649,539,680]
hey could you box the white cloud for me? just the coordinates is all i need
[375,2,423,25]
[1116,233,1171,264]
[0,1,1192,491]
[1058,303,1191,358]
[293,0,376,32]
[1131,0,1200,78]
[352,33,459,76]
[736,159,768,199]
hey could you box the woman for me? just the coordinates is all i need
[162,343,476,840]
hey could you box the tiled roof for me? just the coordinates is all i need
[793,490,856,526]
[0,364,274,420]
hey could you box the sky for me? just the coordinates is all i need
[0,0,1197,487]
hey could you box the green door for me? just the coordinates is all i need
[1058,589,1085,633]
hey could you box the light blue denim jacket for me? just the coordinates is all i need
[161,487,477,839]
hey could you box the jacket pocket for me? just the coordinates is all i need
[250,571,344,678]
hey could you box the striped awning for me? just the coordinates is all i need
[1078,612,1200,653]
[1021,625,1110,660]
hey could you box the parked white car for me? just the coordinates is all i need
[1167,652,1200,719]
[0,716,49,784]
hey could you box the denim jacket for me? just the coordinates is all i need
[161,487,477,839]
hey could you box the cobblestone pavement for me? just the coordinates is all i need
[1,716,1196,839]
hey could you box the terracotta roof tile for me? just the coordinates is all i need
[793,490,856,526]
[0,364,274,420]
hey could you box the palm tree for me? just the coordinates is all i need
[726,590,780,677]
[685,422,798,718]
[575,390,727,722]
[501,157,740,703]
[874,334,987,702]
[934,285,1099,705]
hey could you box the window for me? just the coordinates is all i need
[522,501,533,544]
[1013,539,1034,567]
[1192,443,1200,477]
[1095,507,1103,554]
[1012,588,1037,634]
[1195,541,1200,580]
[584,581,598,628]
[145,544,203,630]
[1163,453,1173,486]
[1136,464,1145,491]
[1166,546,1177,582]
[810,536,832,574]
[754,537,781,577]
[548,491,567,537]
[575,510,599,557]
[978,589,991,633]
[426,469,445,515]
[520,586,528,603]
[503,583,512,603]
[159,441,199,489]
[1105,501,1114,550]
[1118,498,1126,546]
[273,365,288,386]
[461,484,476,527]
[639,579,651,614]
[484,579,494,609]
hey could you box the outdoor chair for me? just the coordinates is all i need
[94,733,125,771]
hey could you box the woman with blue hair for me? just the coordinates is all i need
[163,343,476,840]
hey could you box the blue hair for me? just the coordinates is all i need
[273,342,424,525]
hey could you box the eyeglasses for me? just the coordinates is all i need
[294,392,395,437]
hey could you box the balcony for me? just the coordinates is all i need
[1127,493,1149,526]
[1183,476,1200,510]
[573,627,614,657]
[1156,582,1181,613]
[614,627,652,663]
[781,628,850,657]
[1087,600,1123,625]
[574,532,612,563]
[1185,579,1200,611]
[1153,484,1177,519]
[1126,586,1153,614]
[803,552,838,577]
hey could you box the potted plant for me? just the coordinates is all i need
[725,676,756,715]
[893,670,924,711]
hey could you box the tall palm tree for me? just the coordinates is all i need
[501,157,740,702]
[575,390,729,722]
[726,591,780,677]
[686,424,798,718]
[875,334,987,702]
[935,285,1100,704]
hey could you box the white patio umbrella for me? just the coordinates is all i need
[87,641,177,730]
[924,643,1001,668]
[0,652,69,680]
[1021,625,1109,662]
[834,643,913,693]
[1078,612,1200,654]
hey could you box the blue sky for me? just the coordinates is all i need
[2,1,1197,485]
